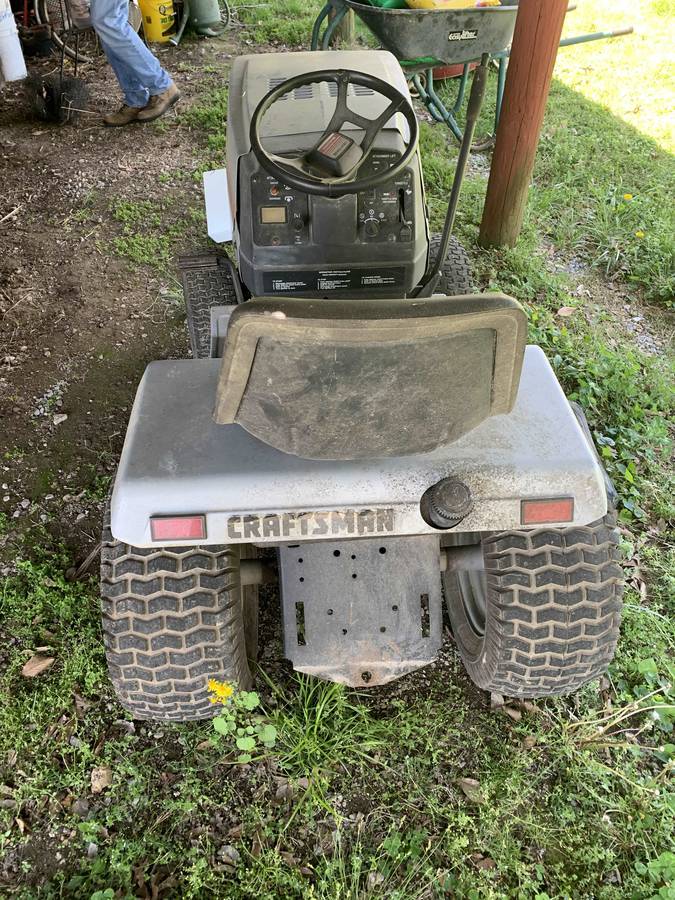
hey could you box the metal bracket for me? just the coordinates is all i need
[279,535,443,686]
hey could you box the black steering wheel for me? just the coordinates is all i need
[249,69,419,198]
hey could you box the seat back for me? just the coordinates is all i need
[214,294,527,460]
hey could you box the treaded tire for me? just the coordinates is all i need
[101,508,257,721]
[444,512,624,698]
[179,253,242,360]
[429,234,473,295]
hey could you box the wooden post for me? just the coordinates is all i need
[329,7,355,47]
[337,9,355,45]
[479,0,568,247]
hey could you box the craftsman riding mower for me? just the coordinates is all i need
[101,49,624,721]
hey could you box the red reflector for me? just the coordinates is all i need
[150,515,206,541]
[521,498,574,526]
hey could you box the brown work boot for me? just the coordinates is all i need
[137,82,180,123]
[103,104,143,127]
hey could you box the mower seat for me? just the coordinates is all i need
[213,295,527,460]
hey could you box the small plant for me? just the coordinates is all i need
[208,680,278,763]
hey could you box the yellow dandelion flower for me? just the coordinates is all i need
[623,193,633,201]
[635,230,645,239]
[207,678,235,701]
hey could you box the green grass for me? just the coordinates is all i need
[421,120,675,524]
[534,82,674,304]
[435,82,674,304]
[1,546,673,897]
[1,2,674,897]
[181,85,229,153]
[231,0,323,48]
[556,0,674,155]
[109,198,202,269]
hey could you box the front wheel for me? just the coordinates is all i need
[444,512,624,698]
[429,234,473,296]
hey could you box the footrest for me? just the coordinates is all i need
[178,253,243,359]
[279,536,443,687]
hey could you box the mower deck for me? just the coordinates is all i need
[110,345,607,548]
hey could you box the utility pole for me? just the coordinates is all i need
[479,0,568,247]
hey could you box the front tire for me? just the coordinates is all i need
[444,512,624,698]
[429,234,473,296]
[101,512,258,721]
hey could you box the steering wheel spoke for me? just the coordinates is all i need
[249,69,419,198]
[361,97,406,155]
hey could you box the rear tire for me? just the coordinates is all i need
[101,510,258,721]
[444,512,624,698]
[429,234,473,295]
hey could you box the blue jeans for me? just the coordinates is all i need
[91,0,172,108]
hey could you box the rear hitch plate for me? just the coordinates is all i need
[279,535,443,687]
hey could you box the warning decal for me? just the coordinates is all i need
[263,268,405,293]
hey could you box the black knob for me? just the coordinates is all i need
[421,478,473,529]
[364,219,380,238]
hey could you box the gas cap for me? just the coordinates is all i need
[421,477,473,529]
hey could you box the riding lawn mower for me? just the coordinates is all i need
[101,49,624,721]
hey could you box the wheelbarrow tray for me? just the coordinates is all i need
[345,1,518,66]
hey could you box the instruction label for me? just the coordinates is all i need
[263,268,405,293]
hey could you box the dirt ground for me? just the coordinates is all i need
[0,37,242,561]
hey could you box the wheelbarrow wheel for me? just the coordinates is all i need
[444,510,624,698]
[429,234,473,295]
[101,506,258,721]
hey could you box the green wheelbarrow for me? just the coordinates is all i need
[311,0,633,150]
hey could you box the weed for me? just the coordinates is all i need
[109,198,194,269]
[84,471,112,502]
[181,86,229,153]
[267,674,387,780]
[210,682,278,762]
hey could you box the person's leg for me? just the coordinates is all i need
[98,34,148,109]
[90,0,173,100]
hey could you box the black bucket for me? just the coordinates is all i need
[344,1,518,66]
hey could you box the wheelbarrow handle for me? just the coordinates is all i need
[559,27,634,48]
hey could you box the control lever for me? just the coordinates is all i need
[413,54,490,298]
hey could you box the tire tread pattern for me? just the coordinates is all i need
[457,513,623,698]
[429,234,473,295]
[180,254,240,360]
[101,509,251,721]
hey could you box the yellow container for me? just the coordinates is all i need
[406,0,500,7]
[138,0,175,42]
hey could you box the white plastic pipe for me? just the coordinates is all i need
[0,0,27,83]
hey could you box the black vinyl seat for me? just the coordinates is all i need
[213,294,527,460]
